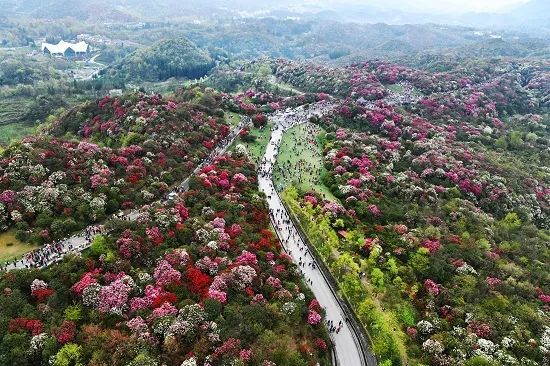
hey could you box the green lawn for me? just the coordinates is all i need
[273,123,337,200]
[267,75,302,95]
[386,84,404,93]
[226,112,242,127]
[229,122,272,165]
[0,230,38,263]
[0,122,35,146]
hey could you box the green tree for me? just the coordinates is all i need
[0,332,28,366]
[371,268,385,292]
[409,248,430,274]
[500,212,522,231]
[89,235,109,257]
[53,343,83,366]
[507,131,523,149]
[64,305,82,322]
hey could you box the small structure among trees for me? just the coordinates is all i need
[41,41,89,58]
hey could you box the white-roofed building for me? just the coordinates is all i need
[41,40,89,58]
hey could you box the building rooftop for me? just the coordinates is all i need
[41,40,89,55]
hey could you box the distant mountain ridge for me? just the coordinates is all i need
[0,0,547,37]
[451,0,549,35]
[0,0,137,21]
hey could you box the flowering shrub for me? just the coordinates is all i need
[30,279,55,302]
[153,260,181,288]
[55,320,76,344]
[0,154,329,365]
[281,58,549,366]
[9,318,44,336]
[307,310,322,325]
[423,279,440,297]
[0,88,231,241]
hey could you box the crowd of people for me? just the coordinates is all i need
[268,204,349,336]
[1,224,106,271]
[272,122,325,192]
[258,100,354,344]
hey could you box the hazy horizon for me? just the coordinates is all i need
[304,0,532,14]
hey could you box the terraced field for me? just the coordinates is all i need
[0,98,35,145]
[0,98,31,126]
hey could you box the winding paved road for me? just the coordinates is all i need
[258,102,377,366]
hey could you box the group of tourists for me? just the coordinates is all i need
[273,122,324,191]
[1,224,106,271]
[257,100,355,342]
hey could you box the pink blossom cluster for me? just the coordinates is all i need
[407,327,417,338]
[235,250,258,266]
[164,248,190,267]
[153,260,181,287]
[130,284,166,312]
[303,194,318,207]
[485,277,502,288]
[251,294,266,305]
[393,224,408,234]
[265,276,282,289]
[150,302,178,319]
[239,349,253,361]
[72,270,99,295]
[467,322,491,338]
[307,310,322,325]
[196,256,219,275]
[231,265,257,289]
[213,337,241,359]
[97,277,132,313]
[424,279,440,296]
[126,316,148,334]
[421,239,441,254]
[207,289,228,304]
[0,190,16,204]
[146,226,164,245]
[232,173,248,184]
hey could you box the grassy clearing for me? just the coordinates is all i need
[386,84,404,93]
[386,83,423,97]
[274,123,337,201]
[229,122,272,165]
[267,75,302,95]
[0,98,31,127]
[0,122,35,146]
[225,111,242,127]
[0,230,39,263]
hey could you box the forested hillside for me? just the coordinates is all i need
[107,39,214,82]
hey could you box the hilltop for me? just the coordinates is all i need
[106,38,214,82]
